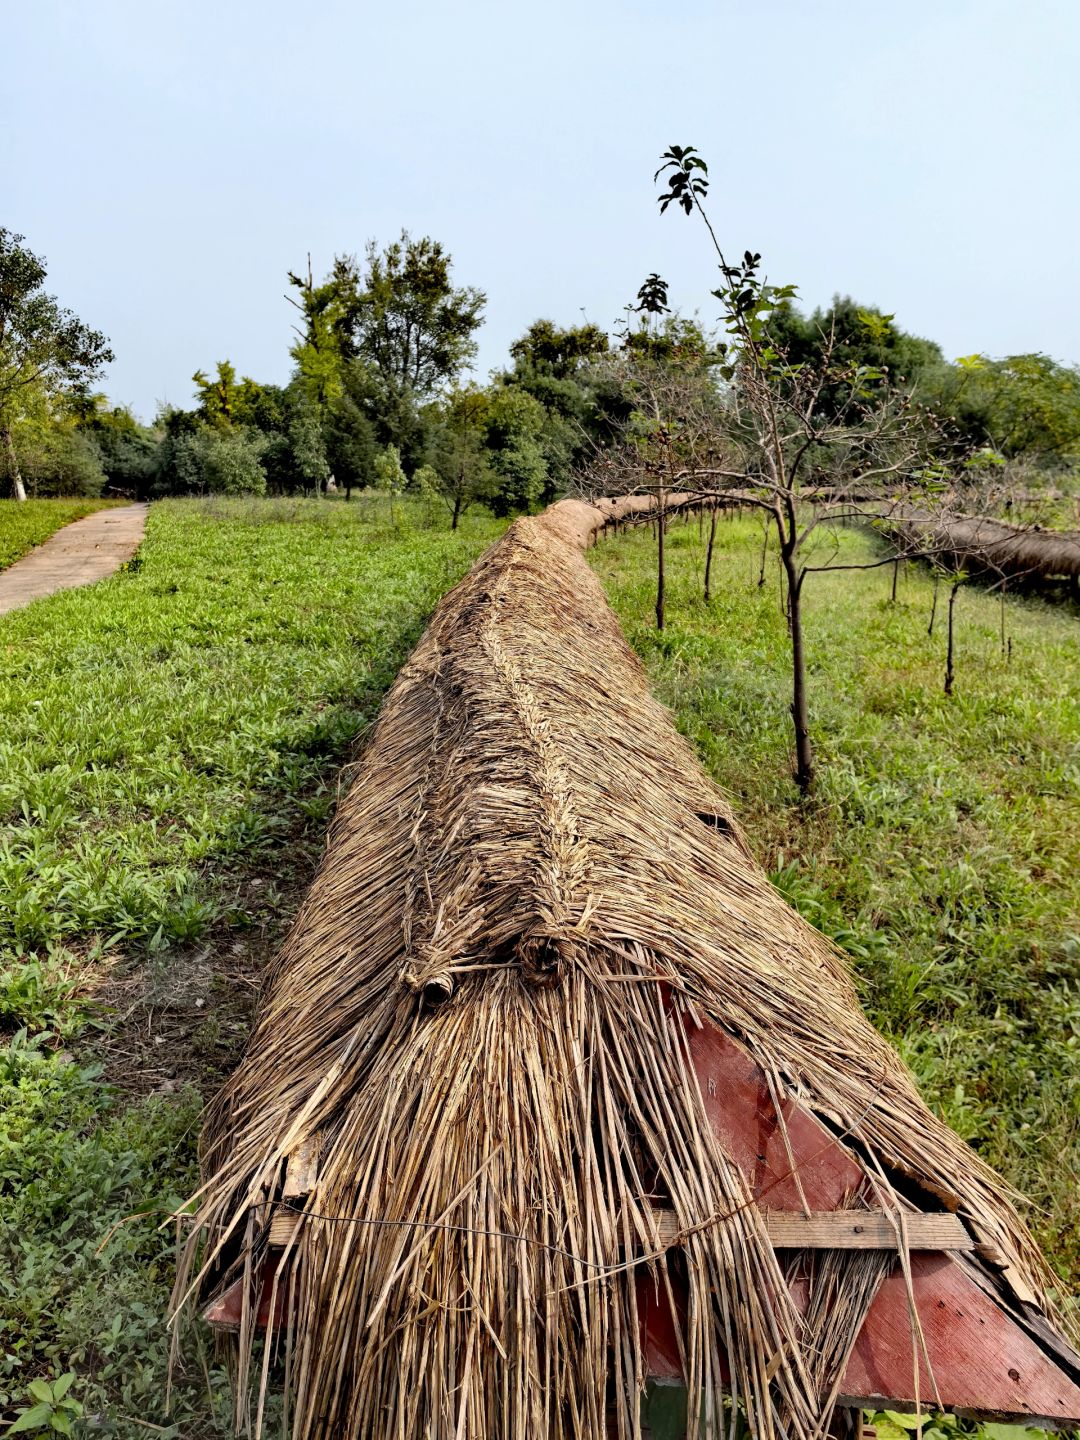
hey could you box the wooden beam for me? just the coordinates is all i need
[767,1210,966,1251]
[261,1205,971,1254]
[652,1208,971,1250]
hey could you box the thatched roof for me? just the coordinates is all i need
[893,509,1080,582]
[174,497,1076,1440]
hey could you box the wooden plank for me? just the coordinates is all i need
[282,1136,319,1199]
[265,1204,968,1257]
[269,1208,301,1246]
[651,1208,971,1251]
[766,1211,971,1251]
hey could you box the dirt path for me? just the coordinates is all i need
[0,502,149,615]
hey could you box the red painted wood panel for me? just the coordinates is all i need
[684,1015,864,1211]
[644,1018,1080,1421]
[842,1252,1080,1420]
[639,1246,1080,1420]
[202,1251,290,1330]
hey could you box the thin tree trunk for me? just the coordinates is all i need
[1000,581,1007,655]
[783,551,814,794]
[451,491,462,530]
[655,485,666,631]
[928,573,939,636]
[945,580,961,696]
[890,557,899,603]
[704,501,718,603]
[2,425,27,502]
[757,517,770,587]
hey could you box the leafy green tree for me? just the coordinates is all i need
[286,254,362,411]
[355,231,485,396]
[497,319,614,487]
[151,407,267,496]
[431,385,496,527]
[232,377,287,433]
[165,369,337,497]
[151,406,200,494]
[927,352,1080,468]
[286,384,331,494]
[373,442,407,522]
[290,235,485,474]
[14,414,105,496]
[192,360,242,427]
[71,394,157,493]
[0,229,113,500]
[483,387,550,515]
[508,319,609,377]
[216,378,299,493]
[766,296,945,409]
[192,361,286,435]
[324,382,378,501]
[621,312,718,368]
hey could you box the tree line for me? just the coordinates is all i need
[2,224,1080,519]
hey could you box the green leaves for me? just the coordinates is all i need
[654,144,710,215]
[868,1413,1050,1440]
[635,274,670,317]
[870,1412,932,1440]
[8,1374,83,1434]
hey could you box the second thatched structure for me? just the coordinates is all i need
[891,508,1080,585]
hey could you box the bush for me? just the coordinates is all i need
[199,428,267,495]
[154,426,267,497]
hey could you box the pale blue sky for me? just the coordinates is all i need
[4,0,1078,420]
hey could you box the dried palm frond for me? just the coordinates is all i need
[172,496,1068,1440]
[890,507,1080,581]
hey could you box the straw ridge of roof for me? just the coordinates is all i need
[893,509,1080,581]
[174,498,1067,1440]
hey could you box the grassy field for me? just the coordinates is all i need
[0,497,505,1437]
[0,498,123,570]
[0,496,1077,1435]
[592,512,1080,1289]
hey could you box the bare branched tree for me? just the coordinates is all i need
[583,329,743,628]
[583,145,956,793]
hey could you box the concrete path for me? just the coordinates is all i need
[0,503,149,616]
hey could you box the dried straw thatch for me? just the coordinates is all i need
[174,496,1072,1440]
[893,509,1080,583]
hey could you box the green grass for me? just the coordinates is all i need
[0,496,505,1436]
[0,498,124,570]
[591,512,1080,1288]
